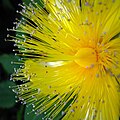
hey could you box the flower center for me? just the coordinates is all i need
[75,48,97,68]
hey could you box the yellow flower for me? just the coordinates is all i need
[12,0,120,120]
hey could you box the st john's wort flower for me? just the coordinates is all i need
[10,0,120,120]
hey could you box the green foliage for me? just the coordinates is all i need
[24,105,43,120]
[22,0,44,7]
[0,54,20,108]
[0,81,16,108]
[17,105,25,120]
[0,54,20,74]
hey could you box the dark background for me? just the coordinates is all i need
[0,0,24,120]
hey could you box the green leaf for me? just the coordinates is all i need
[0,54,20,74]
[0,81,16,108]
[24,104,66,120]
[17,105,25,120]
[24,105,43,120]
[22,0,44,7]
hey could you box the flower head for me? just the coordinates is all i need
[11,0,120,120]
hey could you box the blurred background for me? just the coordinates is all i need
[0,1,49,120]
[0,0,25,120]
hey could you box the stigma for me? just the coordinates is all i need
[74,47,97,68]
